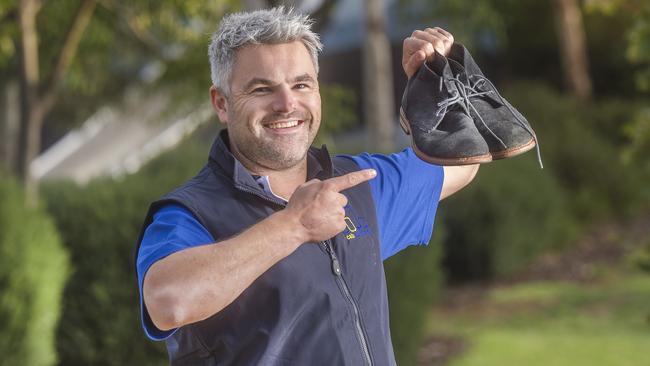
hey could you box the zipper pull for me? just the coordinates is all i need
[322,241,342,276]
[331,257,342,276]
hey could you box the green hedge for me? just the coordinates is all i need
[384,228,445,366]
[43,141,207,366]
[507,82,649,220]
[441,157,577,280]
[0,178,69,366]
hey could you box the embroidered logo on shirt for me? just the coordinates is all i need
[343,204,372,240]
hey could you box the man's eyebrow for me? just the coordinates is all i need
[243,77,275,90]
[242,74,316,91]
[293,74,315,83]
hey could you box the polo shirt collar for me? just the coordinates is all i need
[208,129,333,197]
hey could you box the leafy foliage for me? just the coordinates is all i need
[0,0,238,128]
[441,156,577,280]
[384,230,445,366]
[316,83,358,145]
[507,82,649,219]
[585,0,650,92]
[622,107,650,176]
[43,140,208,366]
[0,177,69,366]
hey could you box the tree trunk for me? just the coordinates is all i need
[17,0,96,206]
[18,0,41,205]
[1,80,20,173]
[363,0,395,152]
[553,0,593,100]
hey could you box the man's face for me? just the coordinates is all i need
[212,41,321,171]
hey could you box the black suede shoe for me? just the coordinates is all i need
[447,43,542,167]
[399,52,491,165]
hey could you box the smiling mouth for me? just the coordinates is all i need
[265,120,303,130]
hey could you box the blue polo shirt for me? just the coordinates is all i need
[137,147,444,340]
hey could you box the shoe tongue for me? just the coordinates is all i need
[425,51,451,77]
[448,58,463,74]
[449,43,465,64]
[450,43,483,76]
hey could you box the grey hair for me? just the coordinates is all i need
[208,6,323,95]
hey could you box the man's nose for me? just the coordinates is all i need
[271,86,296,113]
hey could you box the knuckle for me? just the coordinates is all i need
[341,195,349,206]
[347,174,358,186]
[301,179,319,189]
[321,181,334,191]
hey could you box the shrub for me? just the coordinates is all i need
[629,238,650,273]
[507,82,649,220]
[0,177,69,366]
[384,229,446,366]
[43,141,207,365]
[441,157,578,280]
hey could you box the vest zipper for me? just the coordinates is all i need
[237,185,373,364]
[322,240,373,366]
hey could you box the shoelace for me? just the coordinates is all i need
[423,76,507,146]
[416,74,544,169]
[418,76,475,132]
[431,74,544,169]
[464,74,543,169]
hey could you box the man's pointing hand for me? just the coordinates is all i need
[285,169,377,243]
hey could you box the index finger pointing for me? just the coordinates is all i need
[326,169,377,192]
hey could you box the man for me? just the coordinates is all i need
[136,7,478,365]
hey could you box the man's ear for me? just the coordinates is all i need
[210,85,229,124]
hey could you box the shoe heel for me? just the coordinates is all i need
[399,108,411,135]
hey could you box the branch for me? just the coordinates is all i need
[97,0,162,53]
[39,0,97,116]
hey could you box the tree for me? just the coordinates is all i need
[17,0,97,206]
[2,0,235,205]
[363,0,395,152]
[553,0,593,100]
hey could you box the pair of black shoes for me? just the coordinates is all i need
[400,43,542,167]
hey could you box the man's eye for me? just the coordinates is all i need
[294,83,309,90]
[252,87,271,93]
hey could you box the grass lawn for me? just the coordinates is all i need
[424,267,650,366]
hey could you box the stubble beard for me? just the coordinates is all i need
[230,118,317,172]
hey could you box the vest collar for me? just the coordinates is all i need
[208,129,333,195]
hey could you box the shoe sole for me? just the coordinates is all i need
[399,108,493,166]
[490,137,536,160]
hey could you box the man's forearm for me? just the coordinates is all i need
[143,209,303,331]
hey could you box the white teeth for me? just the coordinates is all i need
[267,120,300,129]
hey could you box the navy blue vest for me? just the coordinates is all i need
[137,131,396,365]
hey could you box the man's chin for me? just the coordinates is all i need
[259,150,309,170]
